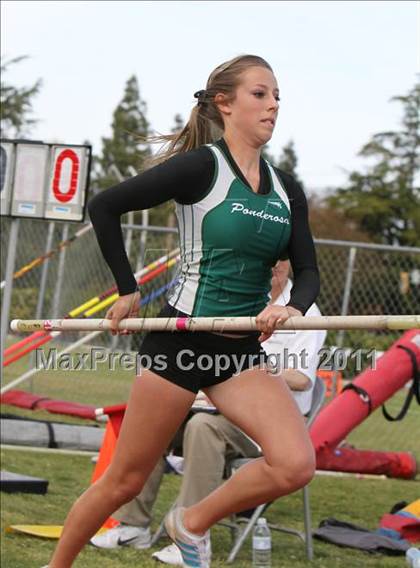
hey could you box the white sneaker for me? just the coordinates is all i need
[164,507,211,568]
[90,523,151,549]
[151,543,184,565]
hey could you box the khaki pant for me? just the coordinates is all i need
[113,412,261,527]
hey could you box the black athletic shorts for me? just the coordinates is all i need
[137,303,268,393]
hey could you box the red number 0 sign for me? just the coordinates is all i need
[52,149,79,203]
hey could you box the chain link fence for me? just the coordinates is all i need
[1,215,419,452]
[2,216,418,346]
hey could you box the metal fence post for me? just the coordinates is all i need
[137,209,149,273]
[35,221,55,319]
[27,221,57,390]
[332,246,357,395]
[51,223,69,319]
[0,218,20,381]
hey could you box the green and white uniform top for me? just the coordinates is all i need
[169,143,291,317]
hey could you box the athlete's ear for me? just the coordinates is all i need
[214,92,232,117]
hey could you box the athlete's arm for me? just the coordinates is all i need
[88,148,215,295]
[282,369,312,391]
[275,171,320,314]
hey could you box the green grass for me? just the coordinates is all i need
[2,448,417,568]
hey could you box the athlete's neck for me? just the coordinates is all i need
[222,133,261,179]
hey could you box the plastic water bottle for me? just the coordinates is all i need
[252,518,271,567]
[406,547,420,568]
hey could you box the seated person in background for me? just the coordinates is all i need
[91,260,326,565]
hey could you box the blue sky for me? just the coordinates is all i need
[1,0,418,193]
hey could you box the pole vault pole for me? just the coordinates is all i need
[10,315,420,333]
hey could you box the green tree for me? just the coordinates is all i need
[308,194,371,242]
[328,81,420,246]
[264,139,304,188]
[0,55,42,137]
[276,140,304,186]
[93,75,151,190]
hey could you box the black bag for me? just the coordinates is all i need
[313,517,411,555]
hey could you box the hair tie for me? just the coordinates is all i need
[194,89,207,106]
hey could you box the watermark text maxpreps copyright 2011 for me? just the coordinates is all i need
[35,346,377,376]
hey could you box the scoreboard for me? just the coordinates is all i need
[0,139,91,222]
